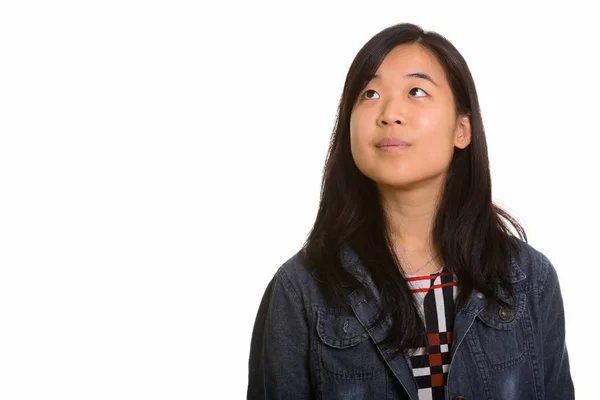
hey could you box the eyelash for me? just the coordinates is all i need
[361,88,428,99]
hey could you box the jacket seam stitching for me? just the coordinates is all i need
[538,254,551,294]
[278,268,305,310]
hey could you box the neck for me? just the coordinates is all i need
[378,182,441,253]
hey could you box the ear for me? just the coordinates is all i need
[454,114,472,149]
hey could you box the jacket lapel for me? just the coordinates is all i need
[341,245,419,399]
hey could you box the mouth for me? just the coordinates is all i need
[376,143,411,152]
[375,136,412,152]
[375,137,411,148]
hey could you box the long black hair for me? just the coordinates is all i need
[302,22,527,358]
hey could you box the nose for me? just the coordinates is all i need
[378,99,406,126]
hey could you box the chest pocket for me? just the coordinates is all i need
[315,310,386,379]
[472,291,527,370]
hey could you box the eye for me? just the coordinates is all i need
[409,88,428,97]
[361,89,380,100]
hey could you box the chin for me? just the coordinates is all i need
[372,171,440,191]
[378,181,419,191]
[372,175,419,189]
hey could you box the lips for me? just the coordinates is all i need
[375,137,411,148]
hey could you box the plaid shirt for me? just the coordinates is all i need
[404,266,459,400]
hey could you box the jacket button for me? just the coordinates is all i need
[498,306,512,320]
[453,396,466,400]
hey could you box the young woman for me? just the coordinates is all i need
[247,23,574,399]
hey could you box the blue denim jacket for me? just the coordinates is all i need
[248,239,574,399]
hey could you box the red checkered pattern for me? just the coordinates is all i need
[403,266,459,400]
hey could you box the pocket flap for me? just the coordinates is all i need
[476,291,526,330]
[316,311,370,349]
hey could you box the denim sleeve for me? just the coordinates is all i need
[247,268,313,399]
[540,256,575,399]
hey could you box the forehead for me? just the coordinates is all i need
[374,44,447,85]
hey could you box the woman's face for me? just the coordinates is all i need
[350,44,471,191]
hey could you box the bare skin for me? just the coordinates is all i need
[349,44,472,275]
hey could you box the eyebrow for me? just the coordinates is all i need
[368,72,439,87]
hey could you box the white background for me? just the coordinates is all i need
[1,0,597,398]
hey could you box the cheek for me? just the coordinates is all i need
[349,113,375,173]
[413,111,457,162]
[415,109,456,145]
[418,131,457,171]
[349,113,370,147]
[413,109,445,132]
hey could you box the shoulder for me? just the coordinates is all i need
[270,248,323,305]
[512,238,560,292]
[275,248,313,284]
